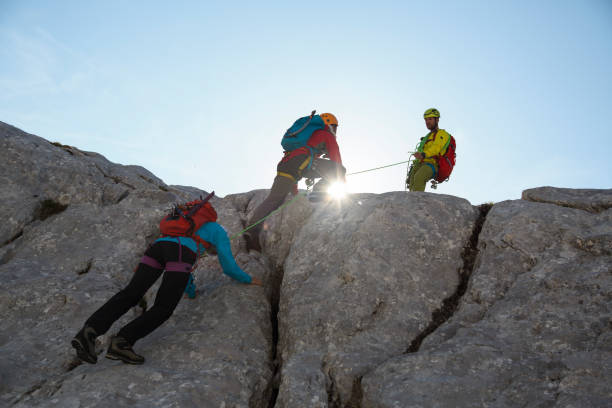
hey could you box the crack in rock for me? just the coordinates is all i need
[1,229,23,248]
[76,259,93,275]
[49,141,75,155]
[346,376,363,408]
[264,264,283,408]
[34,199,68,221]
[1,198,69,263]
[324,367,364,408]
[94,164,135,190]
[115,190,130,204]
[326,367,340,408]
[65,356,83,372]
[406,203,492,353]
[12,380,47,405]
[137,175,169,192]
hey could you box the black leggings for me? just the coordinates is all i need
[85,241,196,345]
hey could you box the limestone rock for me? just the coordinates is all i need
[0,122,273,407]
[226,189,315,270]
[3,120,611,408]
[522,186,612,213]
[276,192,479,406]
[0,120,168,247]
[361,198,612,407]
[257,192,314,271]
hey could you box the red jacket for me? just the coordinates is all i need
[283,128,343,164]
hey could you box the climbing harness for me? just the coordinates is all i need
[405,155,442,190]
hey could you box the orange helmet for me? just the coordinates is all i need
[320,113,338,126]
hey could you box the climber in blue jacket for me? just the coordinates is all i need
[71,219,261,365]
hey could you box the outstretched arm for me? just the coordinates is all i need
[196,223,257,284]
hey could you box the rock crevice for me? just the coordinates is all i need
[406,202,492,353]
[264,265,283,408]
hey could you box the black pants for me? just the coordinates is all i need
[85,241,195,345]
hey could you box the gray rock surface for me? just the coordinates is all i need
[361,198,612,407]
[522,186,612,213]
[225,189,315,270]
[276,192,479,406]
[0,122,273,407]
[2,120,611,407]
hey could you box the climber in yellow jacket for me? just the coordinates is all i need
[407,108,452,191]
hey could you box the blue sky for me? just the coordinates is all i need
[1,0,611,205]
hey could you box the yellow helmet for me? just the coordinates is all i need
[320,113,338,126]
[423,108,440,118]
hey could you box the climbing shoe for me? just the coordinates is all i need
[311,178,329,193]
[308,179,330,203]
[244,231,262,253]
[71,326,98,364]
[105,336,145,365]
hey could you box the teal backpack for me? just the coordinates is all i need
[281,110,326,152]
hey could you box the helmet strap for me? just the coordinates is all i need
[328,124,336,137]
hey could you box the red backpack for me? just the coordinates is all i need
[435,135,456,182]
[159,191,217,249]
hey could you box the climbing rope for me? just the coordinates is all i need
[229,154,417,240]
[346,160,411,176]
[346,151,417,176]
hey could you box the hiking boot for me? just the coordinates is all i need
[311,178,329,193]
[308,179,330,203]
[71,326,98,364]
[105,336,145,365]
[244,231,262,252]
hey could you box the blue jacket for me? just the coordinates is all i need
[155,222,251,284]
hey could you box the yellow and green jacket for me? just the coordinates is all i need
[415,129,452,174]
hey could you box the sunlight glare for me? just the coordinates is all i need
[327,181,347,200]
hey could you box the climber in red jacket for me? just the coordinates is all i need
[245,112,346,252]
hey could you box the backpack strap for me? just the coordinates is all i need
[184,191,215,218]
[302,146,316,171]
[440,133,451,154]
[193,234,212,250]
[433,132,452,165]
[285,110,316,138]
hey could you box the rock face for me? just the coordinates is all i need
[1,120,610,407]
[361,198,612,407]
[522,186,612,213]
[276,193,479,407]
[0,122,273,407]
